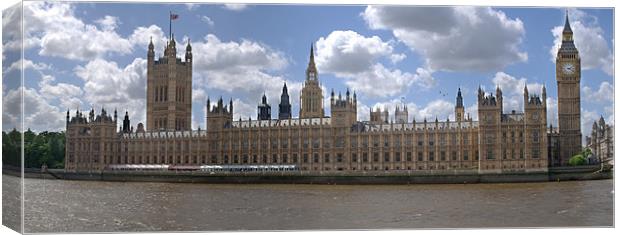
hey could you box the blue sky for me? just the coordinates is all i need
[1,2,614,138]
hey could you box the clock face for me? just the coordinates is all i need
[562,63,575,74]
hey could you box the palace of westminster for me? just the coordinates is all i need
[65,15,588,173]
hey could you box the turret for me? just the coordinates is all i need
[278,82,292,120]
[122,111,131,133]
[346,88,350,101]
[206,97,211,112]
[147,37,155,61]
[229,98,233,115]
[206,96,234,132]
[455,87,465,122]
[496,86,503,113]
[258,93,271,120]
[542,85,547,107]
[166,34,177,60]
[523,85,529,107]
[89,108,95,122]
[185,38,192,63]
[331,89,357,127]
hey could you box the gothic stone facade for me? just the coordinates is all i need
[586,117,614,163]
[65,41,549,173]
[556,14,582,165]
[68,16,600,172]
[146,36,193,131]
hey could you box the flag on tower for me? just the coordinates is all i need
[169,12,179,39]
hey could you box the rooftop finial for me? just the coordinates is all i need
[563,9,573,33]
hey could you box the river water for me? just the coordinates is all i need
[3,175,613,232]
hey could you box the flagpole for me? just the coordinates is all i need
[169,11,172,39]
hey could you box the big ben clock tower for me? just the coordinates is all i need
[556,12,582,165]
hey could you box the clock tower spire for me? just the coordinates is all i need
[555,10,582,166]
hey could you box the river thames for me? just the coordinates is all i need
[3,175,613,233]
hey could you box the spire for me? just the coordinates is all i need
[456,87,464,108]
[122,111,131,133]
[563,10,573,33]
[148,36,154,51]
[282,82,288,93]
[310,43,315,65]
[229,98,233,114]
[185,38,193,62]
[262,93,267,104]
[306,43,318,81]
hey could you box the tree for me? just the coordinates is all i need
[581,148,592,158]
[568,154,587,166]
[3,129,66,169]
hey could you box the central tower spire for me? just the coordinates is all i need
[300,43,324,118]
[555,10,582,166]
[306,44,318,81]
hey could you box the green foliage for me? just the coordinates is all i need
[568,154,587,166]
[2,129,65,169]
[581,148,592,158]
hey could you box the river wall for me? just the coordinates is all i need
[4,165,611,185]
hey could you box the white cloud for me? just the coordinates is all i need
[413,100,455,121]
[550,9,613,76]
[128,25,167,53]
[38,74,82,101]
[188,34,302,121]
[315,30,434,98]
[185,3,199,11]
[191,88,208,129]
[194,34,287,71]
[201,16,215,27]
[357,103,371,122]
[232,98,256,120]
[390,53,406,64]
[2,87,66,132]
[21,2,171,61]
[95,15,120,31]
[315,30,394,75]
[23,2,134,61]
[2,4,23,52]
[4,59,51,74]
[581,108,599,141]
[582,81,613,103]
[342,64,434,98]
[364,98,454,123]
[546,97,558,127]
[223,4,248,11]
[362,6,527,72]
[74,58,147,126]
[491,72,544,112]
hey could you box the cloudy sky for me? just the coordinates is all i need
[1,2,614,138]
